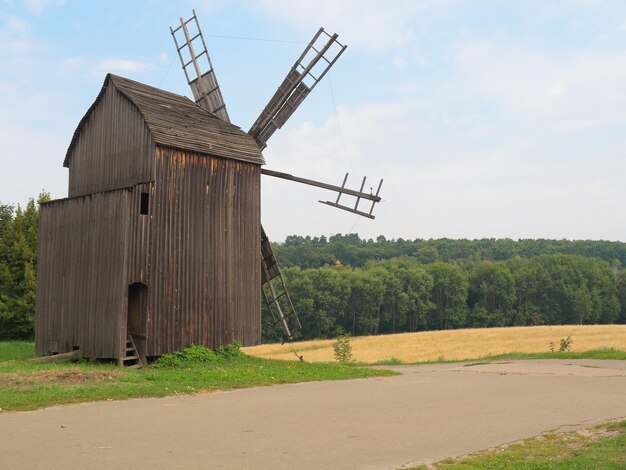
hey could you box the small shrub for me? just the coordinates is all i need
[332,333,353,362]
[549,336,573,353]
[216,340,243,360]
[153,342,243,368]
[376,357,403,365]
[559,336,573,352]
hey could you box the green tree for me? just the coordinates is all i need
[426,262,468,329]
[364,265,403,335]
[468,261,516,326]
[616,268,626,324]
[369,257,434,332]
[414,245,440,264]
[0,193,49,340]
[345,269,385,336]
[513,255,620,326]
[282,266,352,340]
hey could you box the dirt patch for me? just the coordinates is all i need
[567,427,620,449]
[0,370,123,388]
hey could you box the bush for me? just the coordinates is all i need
[216,340,243,359]
[153,341,243,368]
[332,333,353,362]
[549,336,573,352]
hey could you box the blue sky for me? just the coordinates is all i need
[1,0,625,242]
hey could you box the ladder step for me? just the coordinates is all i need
[122,335,144,368]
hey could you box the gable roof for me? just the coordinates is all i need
[64,74,264,167]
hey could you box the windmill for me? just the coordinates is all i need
[170,11,383,341]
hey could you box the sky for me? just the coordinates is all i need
[1,0,625,243]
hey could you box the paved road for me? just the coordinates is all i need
[2,359,626,469]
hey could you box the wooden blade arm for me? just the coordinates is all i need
[261,168,382,203]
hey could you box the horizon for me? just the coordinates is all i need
[275,233,626,244]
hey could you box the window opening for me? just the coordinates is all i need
[140,192,150,215]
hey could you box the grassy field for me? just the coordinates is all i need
[0,343,394,412]
[244,325,626,363]
[0,341,38,361]
[412,419,626,469]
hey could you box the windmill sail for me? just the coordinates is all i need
[262,169,383,219]
[261,227,301,341]
[170,10,230,121]
[248,28,347,149]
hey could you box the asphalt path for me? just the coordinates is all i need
[2,359,626,469]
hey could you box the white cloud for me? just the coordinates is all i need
[393,56,408,71]
[453,40,626,130]
[22,0,65,15]
[96,58,155,74]
[257,0,444,52]
[191,0,227,14]
[6,15,31,33]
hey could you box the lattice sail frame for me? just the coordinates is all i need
[171,10,230,121]
[248,28,347,149]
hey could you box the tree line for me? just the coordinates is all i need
[1,195,625,342]
[273,233,626,269]
[262,255,626,343]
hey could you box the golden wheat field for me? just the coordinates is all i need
[242,325,626,363]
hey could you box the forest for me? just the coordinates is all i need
[1,196,625,342]
[264,237,626,341]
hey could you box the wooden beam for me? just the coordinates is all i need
[319,200,376,219]
[261,168,382,203]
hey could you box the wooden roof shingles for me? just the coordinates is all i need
[64,74,264,167]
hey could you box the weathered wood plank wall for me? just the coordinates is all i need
[148,148,261,355]
[147,147,261,355]
[67,85,155,197]
[35,189,131,359]
[127,182,152,286]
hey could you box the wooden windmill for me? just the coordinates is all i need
[171,12,383,340]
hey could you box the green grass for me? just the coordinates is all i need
[0,342,396,411]
[375,348,626,366]
[481,347,626,361]
[411,420,626,469]
[354,349,626,368]
[0,341,36,361]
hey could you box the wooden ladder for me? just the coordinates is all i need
[170,9,230,121]
[248,27,347,149]
[261,226,301,341]
[121,335,144,368]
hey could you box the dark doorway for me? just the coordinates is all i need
[127,282,148,360]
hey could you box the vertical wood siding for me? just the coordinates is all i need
[147,147,261,355]
[35,189,131,359]
[67,86,155,198]
[127,182,152,286]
